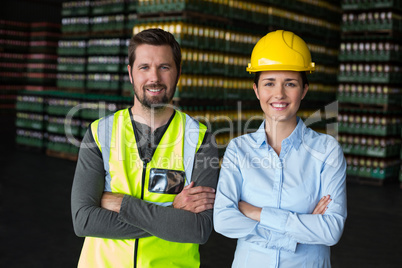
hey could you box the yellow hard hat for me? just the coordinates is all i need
[246,30,315,74]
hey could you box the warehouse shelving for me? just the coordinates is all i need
[338,0,402,185]
[132,0,342,157]
[15,91,46,151]
[15,0,342,161]
[0,20,30,116]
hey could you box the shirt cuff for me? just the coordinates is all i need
[268,231,297,253]
[117,195,137,225]
[260,207,289,234]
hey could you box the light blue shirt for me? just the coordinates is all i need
[214,118,347,268]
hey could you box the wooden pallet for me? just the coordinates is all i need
[339,102,401,113]
[137,10,232,24]
[347,175,398,186]
[56,87,86,94]
[347,175,384,186]
[46,149,78,162]
[16,144,44,153]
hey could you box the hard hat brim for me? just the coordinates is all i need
[246,64,315,74]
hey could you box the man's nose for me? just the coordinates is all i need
[148,68,160,83]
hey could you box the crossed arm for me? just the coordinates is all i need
[238,195,332,222]
[213,140,347,252]
[71,130,218,244]
[102,181,215,214]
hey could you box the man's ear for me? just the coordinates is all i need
[127,65,133,84]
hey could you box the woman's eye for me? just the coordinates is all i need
[286,83,296,87]
[264,82,274,87]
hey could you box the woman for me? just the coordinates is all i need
[213,30,347,267]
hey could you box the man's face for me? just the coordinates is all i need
[128,44,178,110]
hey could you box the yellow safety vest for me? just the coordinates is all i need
[78,108,207,268]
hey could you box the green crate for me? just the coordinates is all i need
[61,24,90,33]
[358,166,372,178]
[86,80,120,90]
[347,165,359,177]
[57,79,86,89]
[16,102,43,113]
[16,136,44,148]
[61,6,90,17]
[47,141,79,154]
[87,46,124,55]
[57,47,86,56]
[15,118,44,130]
[86,64,121,73]
[91,4,125,15]
[47,124,80,136]
[371,166,399,180]
[57,63,86,72]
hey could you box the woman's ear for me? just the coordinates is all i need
[253,83,260,100]
[301,84,309,100]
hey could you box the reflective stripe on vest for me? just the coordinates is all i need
[79,109,207,268]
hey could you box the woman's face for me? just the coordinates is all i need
[253,71,308,125]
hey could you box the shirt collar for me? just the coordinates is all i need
[286,117,304,150]
[253,117,305,150]
[254,121,267,148]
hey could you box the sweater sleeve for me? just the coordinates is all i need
[71,127,151,239]
[117,131,219,244]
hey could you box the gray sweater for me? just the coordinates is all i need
[71,110,219,244]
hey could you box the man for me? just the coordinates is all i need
[71,28,219,268]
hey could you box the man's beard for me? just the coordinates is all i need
[134,83,173,111]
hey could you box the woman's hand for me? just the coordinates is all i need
[238,201,262,221]
[312,195,331,215]
[239,195,331,222]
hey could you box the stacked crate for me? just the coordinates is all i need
[27,22,60,91]
[338,0,402,185]
[86,0,130,95]
[57,1,90,91]
[1,20,30,147]
[15,91,46,151]
[0,20,30,108]
[134,0,341,156]
[58,0,138,95]
[19,1,341,160]
[14,90,133,159]
[45,91,81,160]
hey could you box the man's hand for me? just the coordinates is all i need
[312,195,331,215]
[173,181,215,213]
[238,201,262,221]
[101,192,124,213]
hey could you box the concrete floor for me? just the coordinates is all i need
[1,149,401,267]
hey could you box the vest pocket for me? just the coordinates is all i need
[148,168,185,194]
